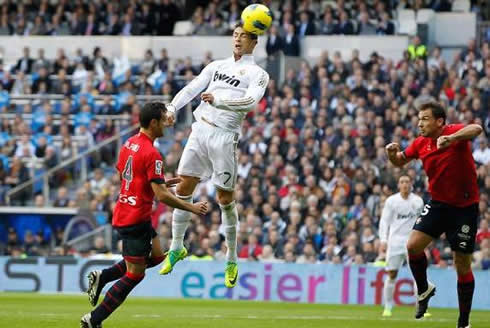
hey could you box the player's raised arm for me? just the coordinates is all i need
[385,142,412,168]
[166,63,215,115]
[436,124,483,149]
[203,70,269,113]
[151,182,208,216]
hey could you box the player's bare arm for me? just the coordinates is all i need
[437,124,483,149]
[385,142,412,167]
[151,182,208,216]
[165,177,182,188]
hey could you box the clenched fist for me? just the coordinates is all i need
[192,201,209,216]
[385,142,401,154]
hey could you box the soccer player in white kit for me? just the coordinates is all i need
[379,175,424,316]
[159,23,269,288]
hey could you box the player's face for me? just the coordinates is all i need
[233,27,257,57]
[417,109,443,137]
[398,176,412,194]
[152,112,170,138]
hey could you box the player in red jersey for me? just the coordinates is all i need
[386,101,483,328]
[81,102,208,328]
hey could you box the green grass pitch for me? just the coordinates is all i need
[0,293,489,328]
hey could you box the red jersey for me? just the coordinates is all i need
[404,124,479,207]
[113,132,165,227]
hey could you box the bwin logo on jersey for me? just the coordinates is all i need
[213,71,240,87]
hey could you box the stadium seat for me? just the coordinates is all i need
[452,0,471,12]
[397,17,417,35]
[416,9,435,24]
[397,9,416,21]
[173,21,193,36]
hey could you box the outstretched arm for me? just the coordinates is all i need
[202,71,269,113]
[437,124,483,149]
[167,63,214,114]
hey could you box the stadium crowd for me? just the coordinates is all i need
[0,0,480,38]
[0,1,489,270]
[1,35,489,269]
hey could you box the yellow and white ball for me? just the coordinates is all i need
[241,4,273,36]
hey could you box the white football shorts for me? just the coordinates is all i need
[177,121,239,191]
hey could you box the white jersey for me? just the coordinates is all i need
[169,54,269,134]
[379,193,424,256]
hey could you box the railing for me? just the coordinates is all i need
[5,123,140,206]
[65,223,113,253]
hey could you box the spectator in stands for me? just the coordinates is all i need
[208,14,227,36]
[296,242,317,263]
[47,14,70,36]
[266,25,284,57]
[14,47,34,74]
[6,227,20,255]
[140,3,156,35]
[158,0,181,35]
[14,135,35,158]
[357,12,376,35]
[297,11,315,37]
[338,11,354,35]
[473,239,490,270]
[5,157,29,205]
[90,168,108,195]
[0,13,12,35]
[239,234,263,260]
[473,136,490,165]
[53,186,70,207]
[476,219,490,244]
[121,13,140,36]
[283,24,300,57]
[407,35,428,60]
[318,10,338,35]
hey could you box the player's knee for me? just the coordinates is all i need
[454,254,471,275]
[406,239,419,254]
[388,271,398,280]
[217,190,234,205]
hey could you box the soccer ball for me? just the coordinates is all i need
[241,4,273,36]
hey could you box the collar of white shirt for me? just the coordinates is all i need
[229,54,255,63]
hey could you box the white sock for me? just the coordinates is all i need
[384,277,396,310]
[170,194,192,251]
[220,201,238,263]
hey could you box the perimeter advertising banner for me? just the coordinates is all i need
[1,257,489,309]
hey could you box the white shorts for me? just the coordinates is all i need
[177,121,239,191]
[386,253,407,271]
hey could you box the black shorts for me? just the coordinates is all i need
[115,220,157,264]
[413,200,479,254]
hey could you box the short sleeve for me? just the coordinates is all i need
[146,150,165,184]
[403,138,420,159]
[444,124,465,135]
